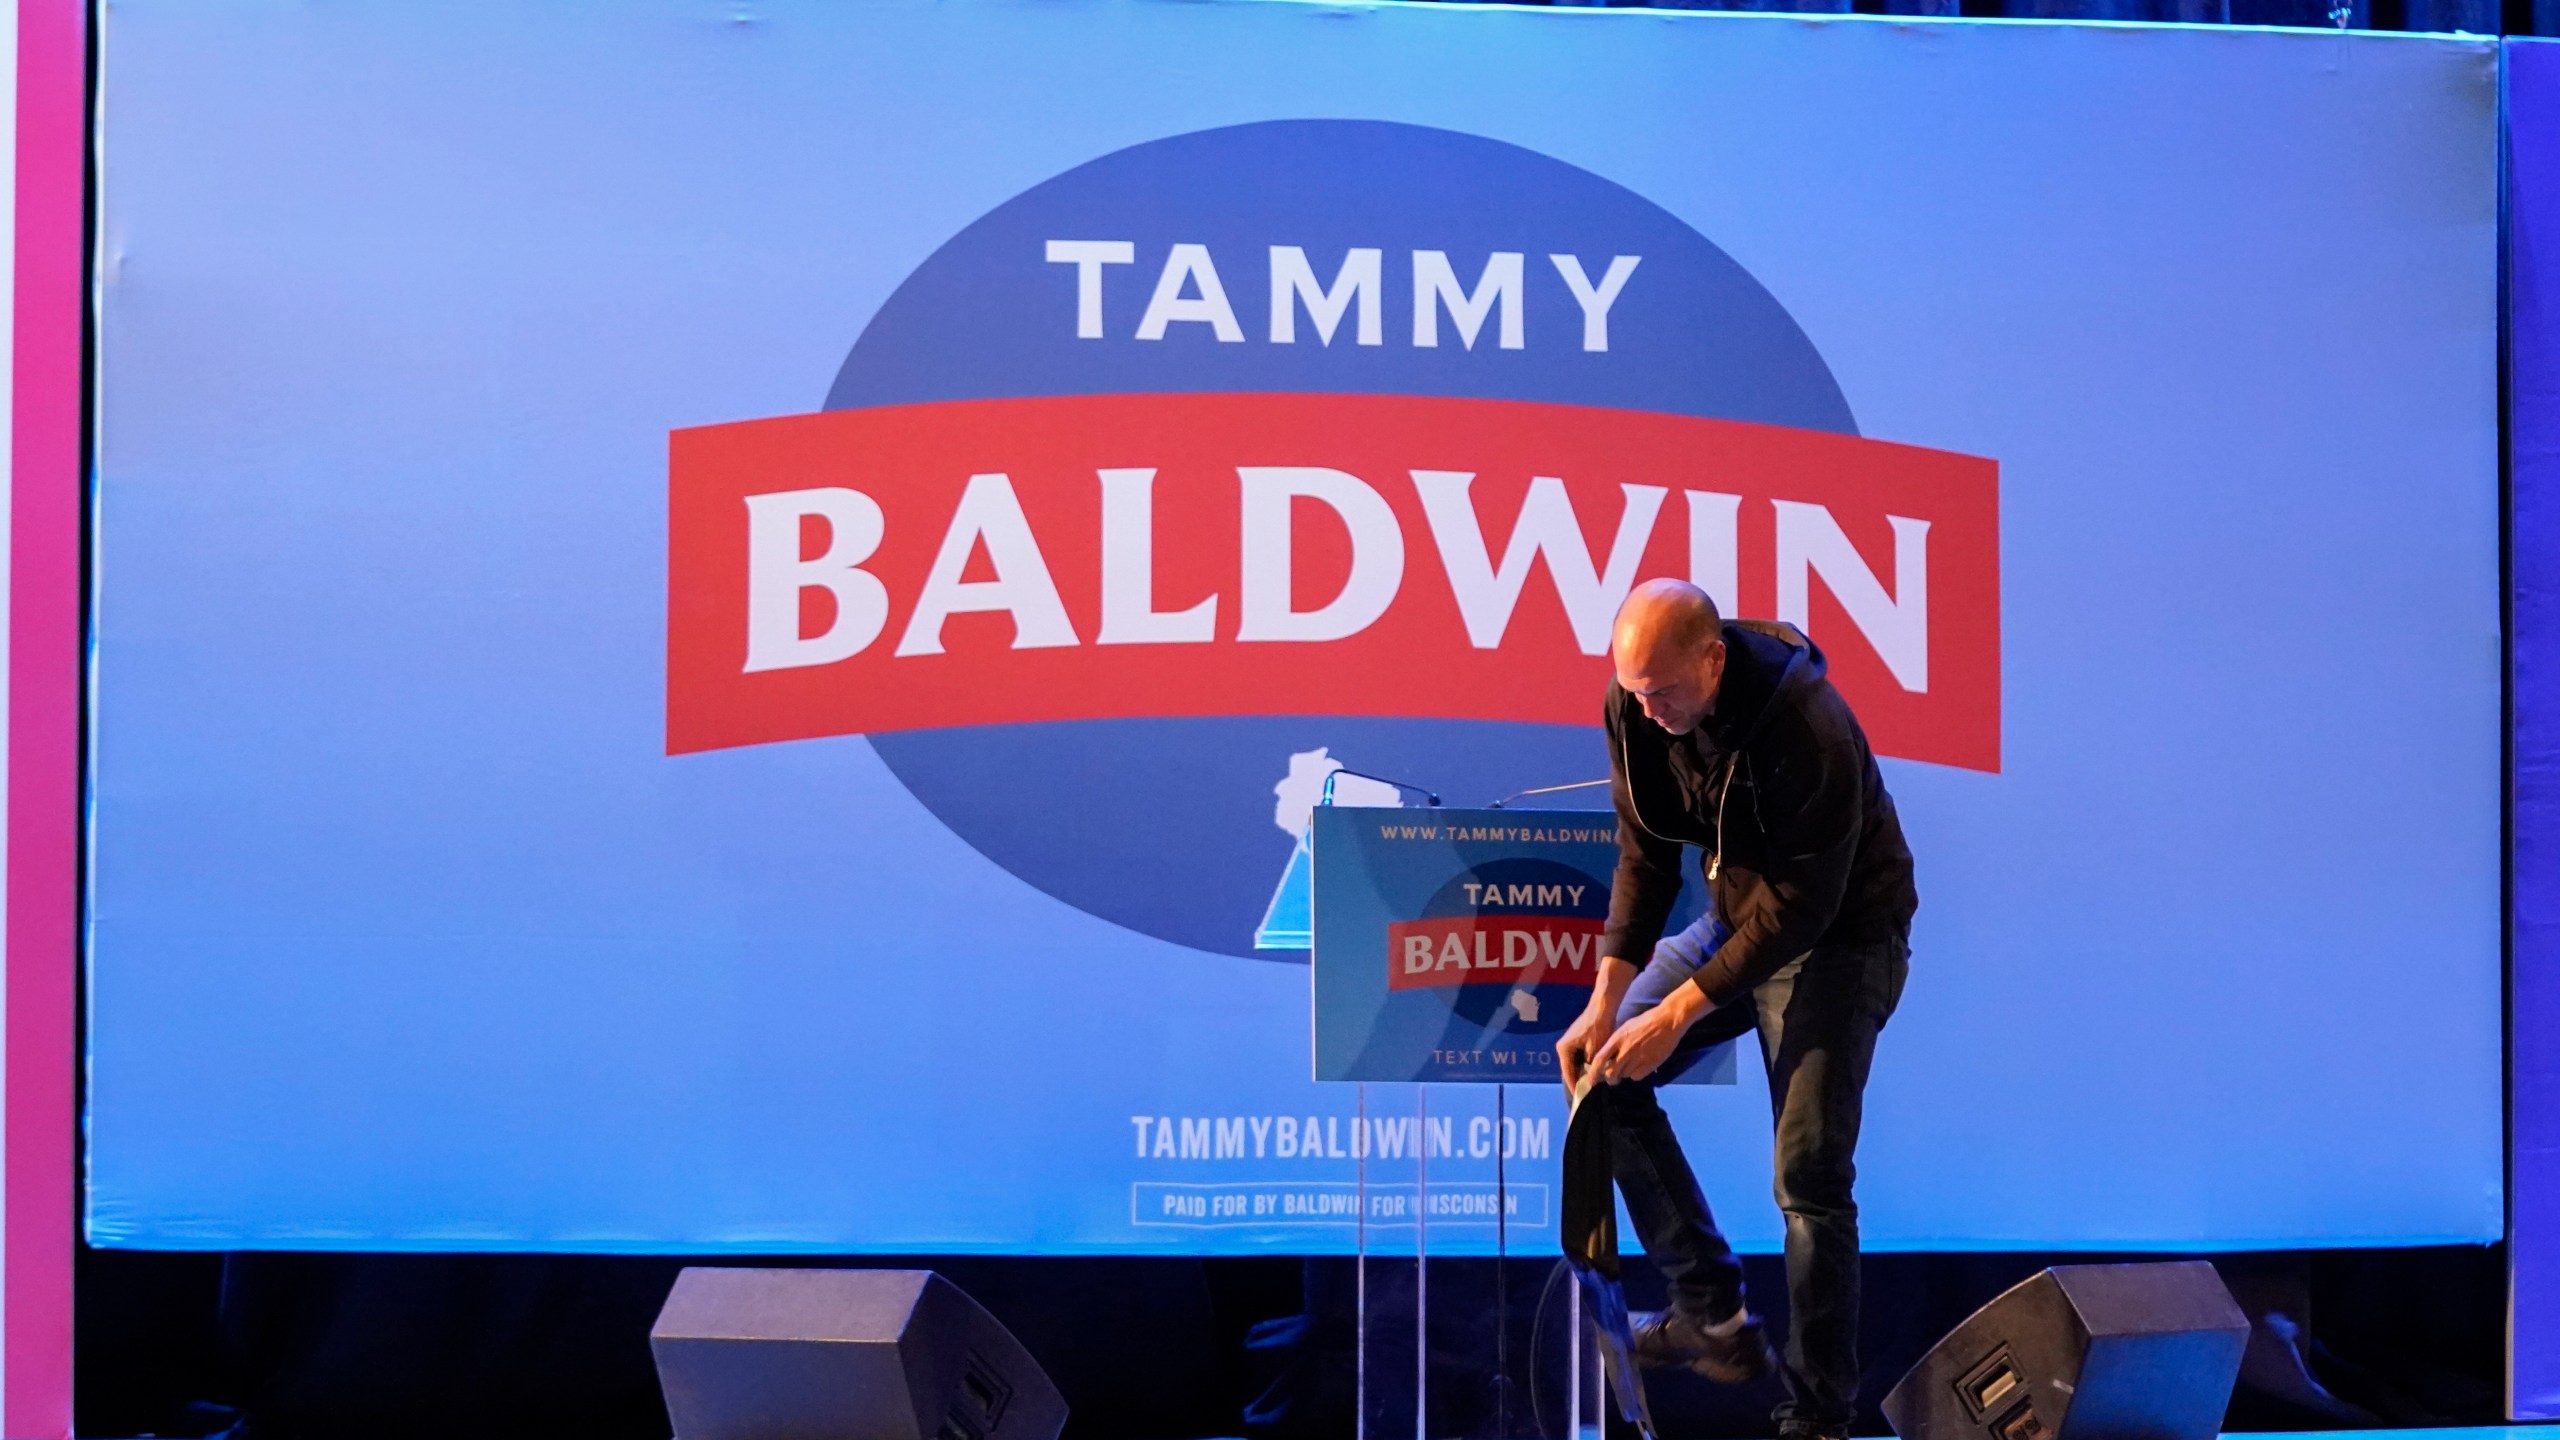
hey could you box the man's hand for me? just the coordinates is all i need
[1590,983,1709,1085]
[1558,1000,1616,1093]
[1560,956,1645,1092]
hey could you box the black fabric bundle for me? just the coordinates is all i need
[1561,1078,1660,1440]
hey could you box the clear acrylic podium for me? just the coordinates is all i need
[1337,1081,1615,1440]
[1264,798,1716,1440]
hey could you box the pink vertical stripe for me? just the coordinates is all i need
[6,0,76,1432]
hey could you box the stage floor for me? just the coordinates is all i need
[92,1426,2557,1440]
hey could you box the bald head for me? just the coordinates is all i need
[1612,580,1726,736]
[1614,579,1722,661]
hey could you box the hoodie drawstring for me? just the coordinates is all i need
[1707,752,1739,882]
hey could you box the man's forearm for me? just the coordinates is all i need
[1590,955,1644,1012]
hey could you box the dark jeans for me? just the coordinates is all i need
[1606,917,1909,1437]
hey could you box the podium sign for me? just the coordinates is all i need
[1312,807,1620,1083]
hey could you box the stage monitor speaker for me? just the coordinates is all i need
[1882,1261,2247,1440]
[649,1267,1068,1440]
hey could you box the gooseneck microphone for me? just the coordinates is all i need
[1487,778,1609,810]
[1319,767,1440,807]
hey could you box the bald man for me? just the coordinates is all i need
[1558,579,1916,1440]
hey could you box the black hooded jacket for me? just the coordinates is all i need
[1602,620,1918,1007]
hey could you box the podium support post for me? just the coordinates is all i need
[1356,1081,1369,1440]
[1415,1085,1429,1440]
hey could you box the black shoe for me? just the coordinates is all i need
[1628,1308,1776,1384]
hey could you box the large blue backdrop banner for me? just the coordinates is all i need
[86,0,2500,1253]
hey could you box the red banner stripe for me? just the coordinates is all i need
[1385,916,1609,992]
[667,392,1999,770]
